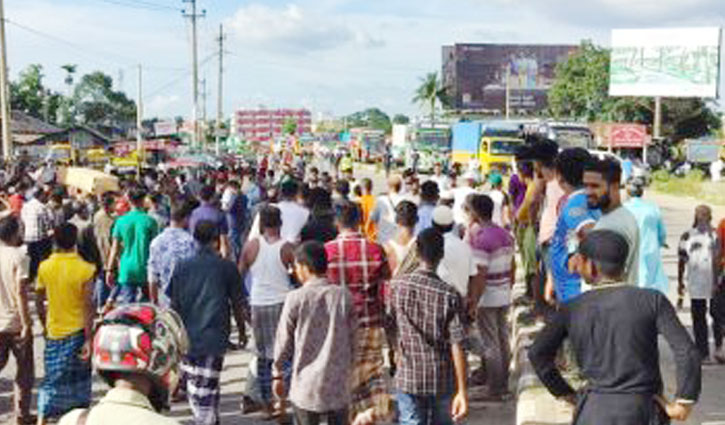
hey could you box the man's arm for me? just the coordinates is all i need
[228,266,249,337]
[678,234,688,300]
[467,266,486,319]
[219,234,231,260]
[280,242,296,270]
[238,239,259,279]
[528,310,576,399]
[106,238,120,287]
[17,276,32,341]
[80,277,94,360]
[35,289,47,336]
[272,296,296,401]
[450,342,469,422]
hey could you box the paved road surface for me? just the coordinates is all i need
[1,166,723,424]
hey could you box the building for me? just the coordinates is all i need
[232,107,312,142]
[21,126,111,159]
[442,44,578,115]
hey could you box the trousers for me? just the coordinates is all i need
[0,332,34,419]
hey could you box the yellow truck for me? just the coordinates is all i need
[452,121,524,174]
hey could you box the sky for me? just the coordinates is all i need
[4,0,725,121]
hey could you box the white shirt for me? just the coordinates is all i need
[453,186,476,225]
[431,175,450,192]
[249,238,291,306]
[248,200,310,243]
[679,228,718,300]
[437,232,477,297]
[487,189,506,228]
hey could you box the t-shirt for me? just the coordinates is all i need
[550,190,601,303]
[487,189,506,228]
[679,228,718,300]
[468,223,515,307]
[539,180,565,244]
[593,206,641,287]
[437,233,477,297]
[112,209,158,286]
[37,252,96,339]
[0,245,30,333]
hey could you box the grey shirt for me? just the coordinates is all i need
[594,206,641,286]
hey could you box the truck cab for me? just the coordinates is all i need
[479,122,524,174]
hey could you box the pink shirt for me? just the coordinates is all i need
[539,179,565,244]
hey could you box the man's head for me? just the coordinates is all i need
[362,178,373,195]
[128,186,147,208]
[335,180,351,199]
[694,204,712,229]
[627,177,646,198]
[335,200,361,231]
[432,205,455,234]
[556,148,592,189]
[420,181,439,205]
[395,200,418,229]
[0,215,22,247]
[280,179,299,200]
[342,169,354,181]
[54,223,78,251]
[388,175,402,194]
[170,199,195,229]
[416,228,444,270]
[578,229,629,284]
[465,194,494,224]
[488,172,503,189]
[194,220,220,249]
[434,162,442,176]
[199,185,216,203]
[101,192,116,214]
[227,180,241,192]
[583,157,622,212]
[259,205,283,233]
[294,241,328,283]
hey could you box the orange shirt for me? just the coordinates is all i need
[360,194,377,241]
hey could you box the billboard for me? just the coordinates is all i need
[154,121,177,137]
[609,28,722,98]
[442,44,578,113]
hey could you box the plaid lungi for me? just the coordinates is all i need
[251,303,285,404]
[349,327,392,421]
[182,355,224,425]
[38,332,92,418]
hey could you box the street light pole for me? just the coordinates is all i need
[136,64,143,176]
[0,0,13,160]
[183,0,204,150]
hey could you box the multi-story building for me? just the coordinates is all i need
[232,107,312,142]
[442,43,578,115]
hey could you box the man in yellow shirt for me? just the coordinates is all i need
[36,223,96,425]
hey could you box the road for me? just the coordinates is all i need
[0,166,724,424]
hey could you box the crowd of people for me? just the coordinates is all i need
[0,142,722,425]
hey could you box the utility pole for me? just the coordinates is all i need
[136,65,143,176]
[505,66,511,120]
[201,77,207,150]
[0,0,12,160]
[651,96,662,164]
[182,0,205,150]
[215,24,225,156]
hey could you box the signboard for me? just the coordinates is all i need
[591,123,651,148]
[154,121,177,137]
[609,28,722,97]
[686,139,723,163]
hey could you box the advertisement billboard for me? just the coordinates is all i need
[609,28,722,98]
[442,44,578,114]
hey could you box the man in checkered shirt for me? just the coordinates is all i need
[388,228,469,425]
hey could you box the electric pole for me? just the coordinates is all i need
[0,0,12,160]
[136,64,143,175]
[182,0,205,149]
[215,24,225,156]
[201,77,207,150]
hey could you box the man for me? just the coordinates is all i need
[535,145,564,310]
[239,206,295,416]
[415,180,439,235]
[583,157,640,286]
[36,223,96,425]
[221,180,248,260]
[59,304,187,425]
[486,173,510,229]
[624,178,669,294]
[514,157,538,303]
[508,162,528,216]
[431,206,478,299]
[272,241,357,425]
[360,178,377,241]
[465,194,515,399]
[170,221,248,425]
[325,201,392,423]
[452,172,477,226]
[0,216,34,425]
[106,187,158,304]
[388,229,468,425]
[148,200,198,308]
[529,230,701,424]
[369,175,404,245]
[189,185,230,259]
[431,162,450,192]
[549,148,600,303]
[248,180,310,244]
[20,186,53,282]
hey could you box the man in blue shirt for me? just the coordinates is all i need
[549,148,601,304]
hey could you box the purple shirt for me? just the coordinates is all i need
[508,174,527,213]
[189,202,228,235]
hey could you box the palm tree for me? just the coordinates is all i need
[61,64,77,89]
[412,72,449,125]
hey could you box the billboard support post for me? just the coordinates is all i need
[505,66,511,120]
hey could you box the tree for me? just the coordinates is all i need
[10,64,45,117]
[412,72,449,125]
[282,117,298,135]
[345,108,392,133]
[548,40,721,141]
[73,71,136,130]
[392,114,410,125]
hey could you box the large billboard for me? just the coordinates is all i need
[609,28,722,98]
[442,44,578,114]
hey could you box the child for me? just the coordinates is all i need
[678,205,723,364]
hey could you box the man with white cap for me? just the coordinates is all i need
[431,205,478,298]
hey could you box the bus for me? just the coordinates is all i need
[408,126,451,173]
[525,121,596,150]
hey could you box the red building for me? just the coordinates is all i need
[233,108,312,142]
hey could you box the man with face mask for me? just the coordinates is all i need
[583,157,640,287]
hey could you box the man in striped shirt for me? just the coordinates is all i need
[465,194,516,401]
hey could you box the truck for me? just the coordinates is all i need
[451,121,524,175]
[349,128,386,162]
[407,126,451,173]
[525,121,596,150]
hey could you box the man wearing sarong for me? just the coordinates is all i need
[36,223,96,425]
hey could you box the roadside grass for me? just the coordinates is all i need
[652,169,725,205]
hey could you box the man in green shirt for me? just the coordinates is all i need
[106,187,158,305]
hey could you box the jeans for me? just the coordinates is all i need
[691,298,723,358]
[293,405,348,425]
[397,392,453,425]
[108,284,149,305]
[93,272,110,309]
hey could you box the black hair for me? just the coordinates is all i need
[579,229,629,280]
[468,194,494,221]
[335,180,350,198]
[128,186,146,206]
[0,215,20,244]
[194,220,219,246]
[260,205,282,230]
[295,241,328,275]
[584,157,622,185]
[227,180,241,189]
[416,228,444,266]
[280,180,299,199]
[308,187,333,214]
[54,223,78,251]
[395,200,418,228]
[199,185,216,202]
[101,192,116,209]
[335,200,361,229]
[362,178,373,192]
[170,199,195,223]
[432,222,454,234]
[556,148,592,188]
[420,181,440,204]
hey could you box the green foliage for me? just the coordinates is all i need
[412,72,449,124]
[392,114,410,125]
[282,117,298,135]
[73,71,136,129]
[651,169,725,205]
[548,40,721,142]
[9,64,64,124]
[345,108,392,133]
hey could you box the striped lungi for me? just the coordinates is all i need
[251,303,285,404]
[38,332,92,418]
[349,327,392,421]
[182,355,224,425]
